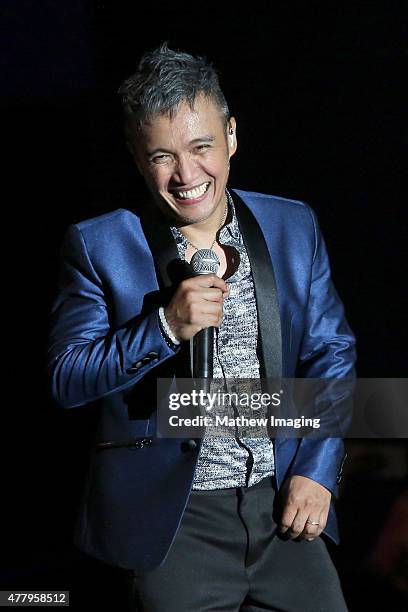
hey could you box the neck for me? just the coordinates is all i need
[179,195,228,248]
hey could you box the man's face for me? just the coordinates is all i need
[130,94,237,226]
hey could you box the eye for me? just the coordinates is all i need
[195,144,211,152]
[150,154,171,164]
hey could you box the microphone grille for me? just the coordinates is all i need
[190,249,220,275]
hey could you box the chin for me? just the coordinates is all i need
[170,210,209,226]
[179,202,219,224]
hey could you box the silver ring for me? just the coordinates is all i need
[306,520,320,526]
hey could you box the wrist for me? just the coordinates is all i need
[158,306,181,347]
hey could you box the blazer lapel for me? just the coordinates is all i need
[230,190,282,379]
[139,205,192,377]
[139,206,183,292]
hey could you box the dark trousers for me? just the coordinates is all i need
[126,477,348,611]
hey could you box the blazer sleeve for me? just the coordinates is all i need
[47,224,177,409]
[288,205,357,494]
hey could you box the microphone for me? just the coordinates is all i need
[189,249,220,379]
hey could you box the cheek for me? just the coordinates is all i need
[145,168,169,191]
[201,156,228,179]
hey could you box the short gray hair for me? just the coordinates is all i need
[118,43,230,133]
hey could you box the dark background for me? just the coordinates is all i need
[2,1,407,610]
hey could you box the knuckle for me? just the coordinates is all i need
[181,279,192,292]
[183,288,193,302]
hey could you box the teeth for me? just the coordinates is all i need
[174,182,209,200]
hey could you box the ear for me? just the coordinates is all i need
[227,117,237,158]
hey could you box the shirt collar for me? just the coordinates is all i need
[223,189,240,241]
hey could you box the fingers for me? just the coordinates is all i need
[186,300,224,326]
[281,506,327,541]
[302,515,324,541]
[164,276,230,341]
[179,276,229,302]
[278,475,331,541]
[193,287,227,303]
[183,274,229,297]
[280,508,325,541]
[191,273,229,293]
[279,505,298,536]
[280,508,311,540]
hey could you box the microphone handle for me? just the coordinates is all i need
[192,326,214,379]
[189,254,219,383]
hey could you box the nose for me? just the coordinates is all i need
[171,153,198,186]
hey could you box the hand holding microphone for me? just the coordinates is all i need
[164,249,229,379]
[163,272,229,342]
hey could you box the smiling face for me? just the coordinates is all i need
[129,94,237,228]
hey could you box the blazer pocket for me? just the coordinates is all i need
[95,436,153,451]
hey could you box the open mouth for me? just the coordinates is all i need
[170,181,211,202]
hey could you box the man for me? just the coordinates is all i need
[48,44,356,611]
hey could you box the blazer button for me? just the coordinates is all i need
[126,360,143,373]
[180,439,198,453]
[147,351,159,359]
[141,357,151,365]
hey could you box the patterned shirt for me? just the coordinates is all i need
[171,191,275,489]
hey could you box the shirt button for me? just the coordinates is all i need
[180,439,198,453]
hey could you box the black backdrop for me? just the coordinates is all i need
[2,1,407,610]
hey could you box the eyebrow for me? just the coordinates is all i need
[146,135,215,157]
[190,135,215,144]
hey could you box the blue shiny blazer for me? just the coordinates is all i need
[48,189,356,571]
